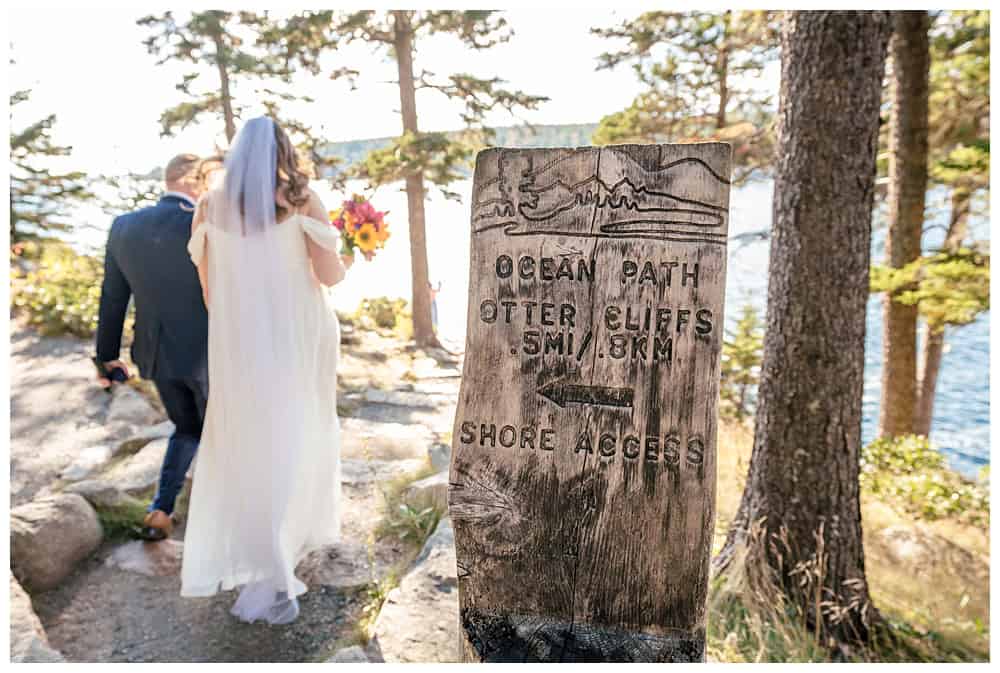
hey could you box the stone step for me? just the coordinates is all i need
[10,575,65,662]
[341,397,453,429]
[403,471,449,511]
[100,438,169,495]
[339,417,436,461]
[370,518,459,663]
[361,389,447,409]
[341,458,428,486]
[297,542,393,591]
[11,494,103,593]
[60,444,114,482]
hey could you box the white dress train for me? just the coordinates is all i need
[180,212,342,623]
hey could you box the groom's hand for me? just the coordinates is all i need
[96,360,130,389]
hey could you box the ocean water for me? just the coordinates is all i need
[323,178,989,477]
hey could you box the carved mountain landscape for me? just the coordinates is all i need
[472,145,730,246]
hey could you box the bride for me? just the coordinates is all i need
[181,116,352,624]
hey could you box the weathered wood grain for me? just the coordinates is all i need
[450,143,732,662]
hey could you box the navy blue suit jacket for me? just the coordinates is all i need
[96,195,208,382]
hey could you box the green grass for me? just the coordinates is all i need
[371,459,442,547]
[356,570,402,644]
[93,495,149,541]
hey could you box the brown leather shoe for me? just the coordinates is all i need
[141,510,174,540]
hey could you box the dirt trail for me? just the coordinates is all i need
[12,323,461,663]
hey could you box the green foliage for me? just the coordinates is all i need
[137,10,343,182]
[93,495,149,541]
[278,10,545,197]
[355,131,476,201]
[928,10,989,188]
[860,435,989,526]
[592,11,779,182]
[9,88,93,242]
[381,503,442,545]
[10,241,119,338]
[720,304,764,421]
[354,297,410,332]
[357,571,400,641]
[100,170,162,215]
[871,247,989,333]
[137,11,271,138]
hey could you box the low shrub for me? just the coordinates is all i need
[860,435,989,526]
[353,296,413,339]
[11,240,131,339]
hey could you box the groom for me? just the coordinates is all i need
[95,153,209,541]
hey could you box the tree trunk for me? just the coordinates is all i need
[716,11,892,649]
[392,10,440,349]
[212,30,237,143]
[913,187,970,435]
[716,11,730,130]
[878,11,930,439]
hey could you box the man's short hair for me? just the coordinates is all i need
[164,154,202,185]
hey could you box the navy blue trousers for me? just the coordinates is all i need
[150,377,208,515]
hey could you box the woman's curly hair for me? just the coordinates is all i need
[273,120,310,218]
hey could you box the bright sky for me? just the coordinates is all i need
[9,8,654,176]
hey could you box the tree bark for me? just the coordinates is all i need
[392,10,440,349]
[716,11,892,649]
[913,187,970,435]
[212,30,237,143]
[878,11,930,439]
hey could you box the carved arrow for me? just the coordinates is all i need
[537,381,634,409]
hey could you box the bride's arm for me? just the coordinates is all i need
[192,196,210,308]
[304,191,349,287]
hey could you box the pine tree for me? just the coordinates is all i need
[720,304,764,421]
[716,11,892,649]
[878,11,931,439]
[9,89,92,243]
[591,11,780,182]
[914,10,990,436]
[871,10,990,437]
[139,11,351,189]
[266,10,546,347]
[137,11,265,142]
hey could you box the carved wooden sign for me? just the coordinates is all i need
[449,143,731,662]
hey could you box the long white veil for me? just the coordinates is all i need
[209,116,278,235]
[190,115,335,626]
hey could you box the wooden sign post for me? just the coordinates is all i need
[449,143,731,662]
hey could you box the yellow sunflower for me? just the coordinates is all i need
[355,222,379,253]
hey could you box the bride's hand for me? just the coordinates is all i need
[340,252,354,270]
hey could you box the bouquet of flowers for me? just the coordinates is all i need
[330,194,389,261]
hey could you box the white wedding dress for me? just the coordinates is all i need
[180,208,343,623]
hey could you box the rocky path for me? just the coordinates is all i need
[10,325,163,506]
[11,322,463,663]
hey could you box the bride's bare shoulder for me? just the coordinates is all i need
[304,187,324,205]
[303,189,328,217]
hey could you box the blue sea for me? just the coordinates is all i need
[725,181,990,478]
